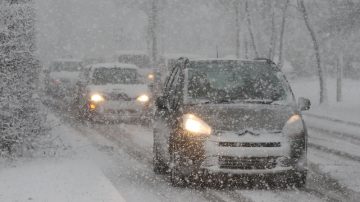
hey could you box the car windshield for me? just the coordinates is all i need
[92,67,140,85]
[187,61,291,103]
[50,61,82,72]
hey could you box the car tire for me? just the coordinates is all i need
[153,138,167,175]
[292,170,307,188]
[170,152,187,187]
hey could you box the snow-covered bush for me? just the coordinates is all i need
[0,0,45,156]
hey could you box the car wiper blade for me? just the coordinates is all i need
[232,99,275,104]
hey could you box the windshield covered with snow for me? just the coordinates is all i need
[92,68,140,85]
[50,61,82,72]
[187,61,291,103]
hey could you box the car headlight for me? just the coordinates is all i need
[283,114,304,136]
[147,73,155,80]
[137,94,150,103]
[90,94,105,102]
[183,114,212,136]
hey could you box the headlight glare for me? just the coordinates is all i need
[283,114,304,136]
[286,114,301,124]
[147,73,155,80]
[183,114,212,136]
[90,94,105,102]
[137,94,150,103]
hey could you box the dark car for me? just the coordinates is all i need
[152,58,311,187]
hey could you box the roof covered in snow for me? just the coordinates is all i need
[115,50,148,56]
[88,63,139,70]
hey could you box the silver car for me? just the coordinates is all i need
[153,58,310,187]
[76,63,152,122]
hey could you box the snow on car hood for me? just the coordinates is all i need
[184,103,295,131]
[86,84,150,99]
[50,71,81,82]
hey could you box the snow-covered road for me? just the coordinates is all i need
[3,100,360,202]
[66,112,360,202]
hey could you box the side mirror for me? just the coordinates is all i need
[298,97,311,111]
[155,96,167,110]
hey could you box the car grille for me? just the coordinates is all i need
[107,93,132,101]
[218,156,277,170]
[218,142,281,147]
[104,109,138,114]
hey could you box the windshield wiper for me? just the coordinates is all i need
[231,99,275,104]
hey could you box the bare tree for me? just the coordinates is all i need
[234,0,241,58]
[216,0,242,58]
[268,6,277,61]
[278,0,289,69]
[149,0,159,65]
[298,0,327,104]
[112,0,162,65]
[245,0,259,58]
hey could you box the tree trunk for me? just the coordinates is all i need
[150,0,159,66]
[268,7,276,60]
[298,0,327,104]
[244,34,249,59]
[278,0,289,69]
[235,0,241,58]
[245,0,258,58]
[336,53,343,102]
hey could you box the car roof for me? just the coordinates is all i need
[88,63,139,70]
[189,58,269,63]
[115,50,148,56]
[161,53,203,60]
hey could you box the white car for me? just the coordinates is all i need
[76,63,152,122]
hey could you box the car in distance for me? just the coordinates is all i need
[76,63,152,122]
[45,58,83,100]
[153,58,310,188]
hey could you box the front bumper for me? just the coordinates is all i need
[87,100,151,121]
[175,130,307,176]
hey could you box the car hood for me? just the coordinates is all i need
[183,103,296,132]
[86,84,150,99]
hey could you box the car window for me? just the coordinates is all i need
[187,61,292,103]
[50,61,82,72]
[91,68,141,85]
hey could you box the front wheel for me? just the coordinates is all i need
[291,170,307,188]
[153,137,167,174]
[170,152,187,187]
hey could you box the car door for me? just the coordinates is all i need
[154,62,184,163]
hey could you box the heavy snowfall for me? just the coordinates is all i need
[1,0,360,201]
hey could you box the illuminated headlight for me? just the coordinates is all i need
[137,94,150,103]
[90,94,105,102]
[147,73,155,80]
[183,114,212,136]
[283,114,304,136]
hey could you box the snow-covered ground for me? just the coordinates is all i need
[1,77,360,202]
[0,114,126,202]
[290,77,360,123]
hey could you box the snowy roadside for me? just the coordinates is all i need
[289,78,360,195]
[0,113,126,202]
[290,77,360,124]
